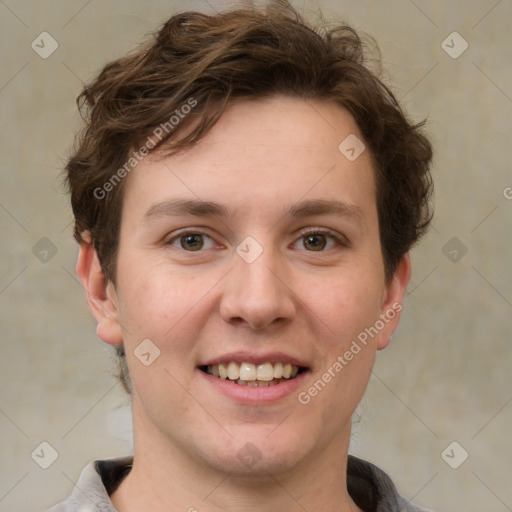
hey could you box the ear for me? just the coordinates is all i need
[376,253,411,351]
[76,232,123,346]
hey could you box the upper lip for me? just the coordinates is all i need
[199,351,309,368]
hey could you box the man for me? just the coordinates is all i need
[49,2,434,511]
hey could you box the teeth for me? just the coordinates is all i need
[227,361,240,380]
[205,361,302,383]
[240,362,257,381]
[235,378,279,387]
[257,363,274,381]
[273,362,283,379]
[218,363,228,379]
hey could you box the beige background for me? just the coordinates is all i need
[1,1,511,511]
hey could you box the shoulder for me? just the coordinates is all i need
[44,456,133,512]
[347,455,434,512]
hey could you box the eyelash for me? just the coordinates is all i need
[166,229,218,251]
[293,228,349,251]
[166,228,349,252]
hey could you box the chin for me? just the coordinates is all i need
[209,449,305,479]
[194,427,311,478]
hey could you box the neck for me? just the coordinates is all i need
[111,410,362,512]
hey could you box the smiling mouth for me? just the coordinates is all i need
[200,362,306,387]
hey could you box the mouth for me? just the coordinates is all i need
[199,361,307,387]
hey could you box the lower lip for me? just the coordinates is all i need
[198,369,308,404]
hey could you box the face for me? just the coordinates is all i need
[83,95,409,477]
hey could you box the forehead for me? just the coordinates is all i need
[122,95,376,222]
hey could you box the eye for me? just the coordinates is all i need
[169,232,216,251]
[303,233,328,251]
[292,229,345,252]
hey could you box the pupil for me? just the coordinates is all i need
[182,234,203,250]
[304,234,326,251]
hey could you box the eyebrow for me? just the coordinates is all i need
[143,199,230,221]
[142,198,365,224]
[288,199,365,223]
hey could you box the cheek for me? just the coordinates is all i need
[114,257,215,372]
[116,253,184,321]
[116,271,205,402]
[300,267,384,341]
[118,281,167,337]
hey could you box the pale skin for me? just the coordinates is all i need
[77,95,410,512]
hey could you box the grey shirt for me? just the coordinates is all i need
[46,455,432,512]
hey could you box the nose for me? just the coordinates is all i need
[219,248,297,331]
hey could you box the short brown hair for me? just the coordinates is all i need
[66,2,433,392]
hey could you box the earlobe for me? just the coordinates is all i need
[376,254,411,351]
[76,233,123,346]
